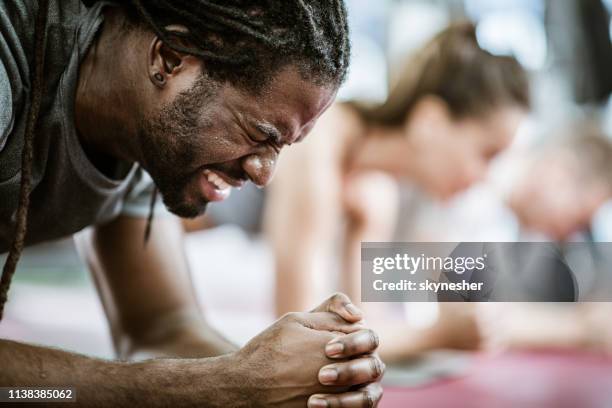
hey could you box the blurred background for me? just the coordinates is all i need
[3,0,612,406]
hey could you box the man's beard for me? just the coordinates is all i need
[138,78,217,218]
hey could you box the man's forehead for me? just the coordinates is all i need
[267,67,337,116]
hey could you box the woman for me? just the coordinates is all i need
[264,22,530,361]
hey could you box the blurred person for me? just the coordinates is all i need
[265,23,530,362]
[0,1,386,406]
[509,121,612,240]
[471,122,612,356]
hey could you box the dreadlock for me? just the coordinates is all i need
[121,0,351,91]
[0,0,351,319]
[0,0,50,320]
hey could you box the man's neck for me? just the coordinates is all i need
[75,7,144,168]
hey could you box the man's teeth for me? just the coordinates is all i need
[207,172,231,191]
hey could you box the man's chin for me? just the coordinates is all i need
[163,197,209,219]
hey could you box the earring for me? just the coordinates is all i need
[154,73,164,83]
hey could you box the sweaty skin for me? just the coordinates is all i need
[76,10,335,218]
[1,7,384,408]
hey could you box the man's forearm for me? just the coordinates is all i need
[80,218,239,361]
[0,339,240,407]
[126,316,238,360]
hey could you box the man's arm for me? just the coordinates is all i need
[74,213,384,406]
[75,215,235,359]
[0,338,238,407]
[1,296,383,407]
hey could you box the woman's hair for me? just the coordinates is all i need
[353,22,530,127]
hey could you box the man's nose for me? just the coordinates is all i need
[242,149,278,188]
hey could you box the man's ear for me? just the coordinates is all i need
[148,37,183,88]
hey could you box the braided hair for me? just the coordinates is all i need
[0,0,49,320]
[118,0,351,91]
[0,0,350,320]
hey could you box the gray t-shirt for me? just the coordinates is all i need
[0,0,164,253]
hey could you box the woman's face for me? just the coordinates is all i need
[405,99,525,200]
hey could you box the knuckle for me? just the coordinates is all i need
[372,382,384,398]
[363,391,376,408]
[330,292,348,304]
[366,329,380,349]
[342,362,356,383]
[335,313,352,326]
[281,312,300,324]
[342,337,356,355]
[369,357,384,379]
[326,395,341,408]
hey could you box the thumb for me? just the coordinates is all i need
[311,293,363,323]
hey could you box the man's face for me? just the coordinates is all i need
[138,67,336,218]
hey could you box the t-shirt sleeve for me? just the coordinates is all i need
[121,168,173,218]
[0,57,13,153]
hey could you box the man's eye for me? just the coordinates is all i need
[257,135,272,144]
[245,132,264,144]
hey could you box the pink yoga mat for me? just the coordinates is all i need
[381,351,612,408]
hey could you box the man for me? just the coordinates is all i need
[0,1,384,406]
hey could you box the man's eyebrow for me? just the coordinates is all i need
[254,122,283,144]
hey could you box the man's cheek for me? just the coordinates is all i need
[202,133,251,163]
